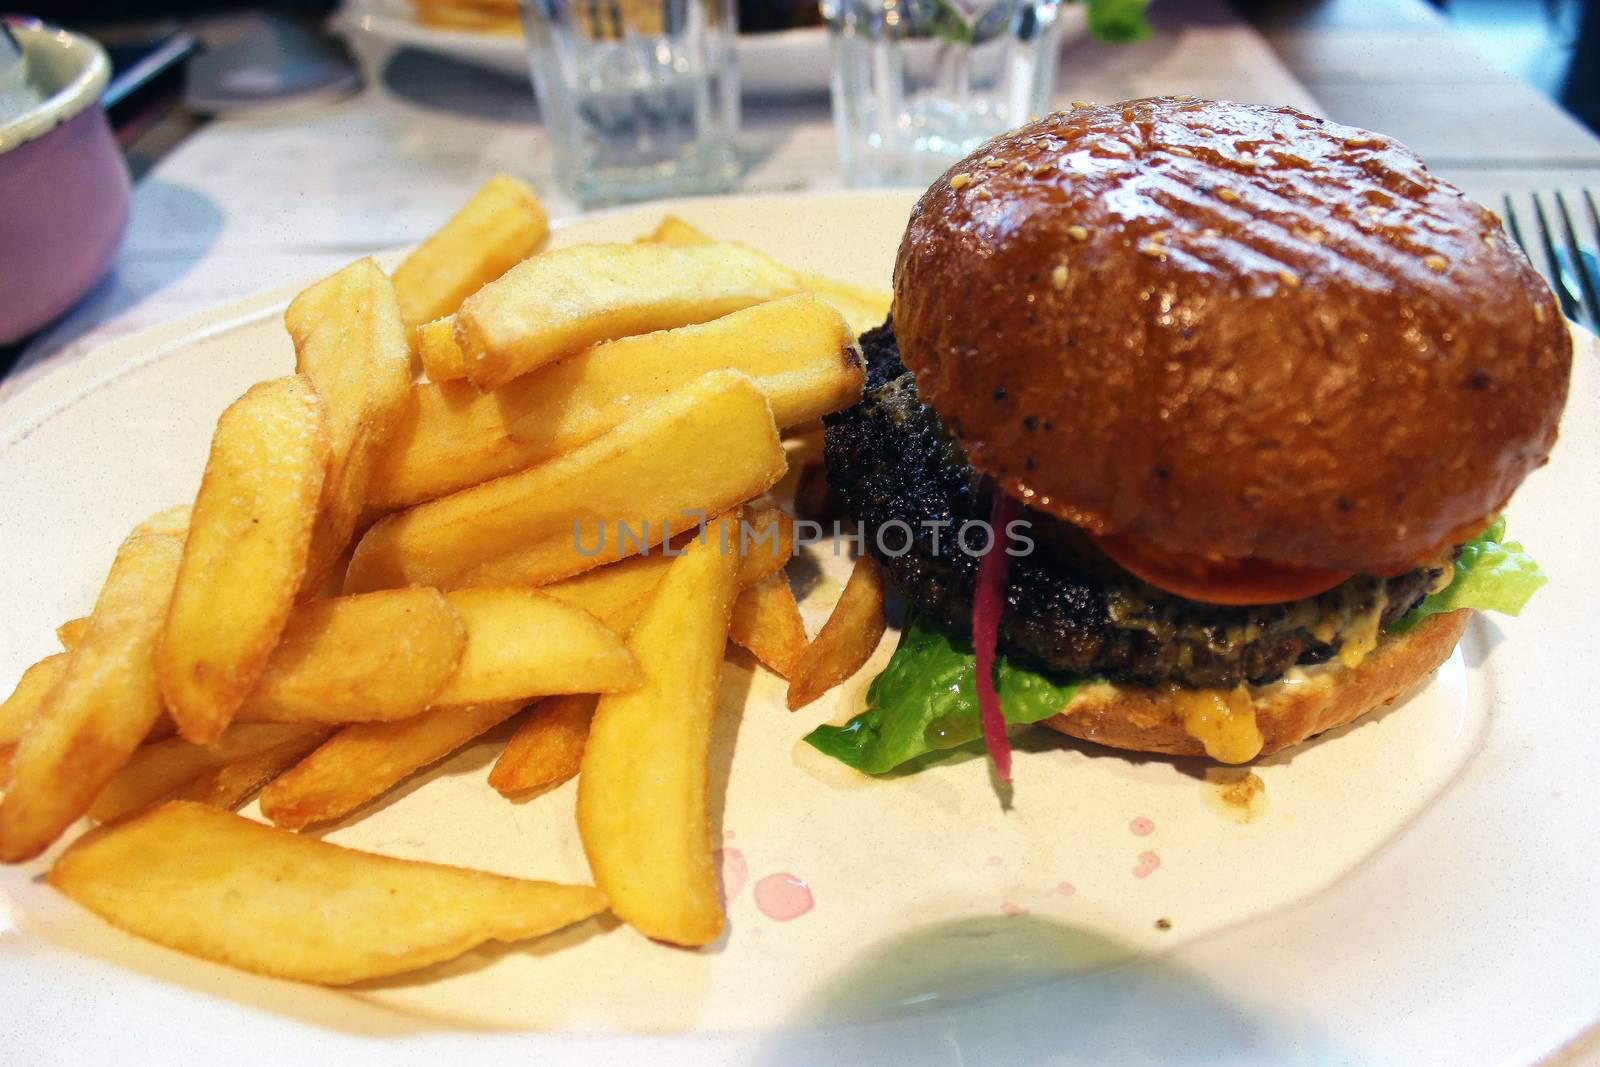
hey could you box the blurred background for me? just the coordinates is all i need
[3,0,1598,374]
[18,0,1597,140]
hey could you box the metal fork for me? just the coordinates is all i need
[1502,190,1600,331]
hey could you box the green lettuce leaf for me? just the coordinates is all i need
[1085,0,1153,44]
[1387,517,1546,633]
[804,615,1086,775]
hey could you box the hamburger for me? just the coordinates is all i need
[809,97,1570,776]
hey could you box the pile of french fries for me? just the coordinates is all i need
[0,174,896,985]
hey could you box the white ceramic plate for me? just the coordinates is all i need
[1,192,1597,1064]
[337,0,834,95]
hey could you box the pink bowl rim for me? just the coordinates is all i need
[0,19,112,155]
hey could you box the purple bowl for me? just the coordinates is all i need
[0,21,129,344]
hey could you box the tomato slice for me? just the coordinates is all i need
[1091,531,1353,605]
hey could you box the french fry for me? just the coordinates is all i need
[345,371,786,592]
[49,801,607,984]
[0,653,67,751]
[157,377,328,744]
[431,589,639,707]
[415,5,521,33]
[455,242,801,390]
[0,534,183,862]
[576,520,739,946]
[787,554,889,710]
[793,459,845,522]
[645,215,714,246]
[12,649,179,782]
[647,215,892,335]
[391,174,548,335]
[369,296,861,508]
[731,504,797,587]
[729,573,808,678]
[55,505,193,652]
[793,273,893,337]
[487,693,596,796]
[87,724,325,823]
[417,316,466,382]
[492,563,800,806]
[54,618,87,650]
[258,702,522,830]
[540,504,794,621]
[232,589,466,724]
[134,504,192,538]
[286,259,412,594]
[541,553,677,625]
[170,730,331,810]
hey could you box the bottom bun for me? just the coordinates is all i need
[1041,609,1471,762]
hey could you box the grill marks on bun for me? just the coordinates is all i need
[893,97,1571,576]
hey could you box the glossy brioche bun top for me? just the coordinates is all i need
[892,97,1571,575]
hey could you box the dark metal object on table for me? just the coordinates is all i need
[101,31,200,133]
[1503,190,1600,331]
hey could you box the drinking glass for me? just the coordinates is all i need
[824,0,1065,186]
[521,0,741,206]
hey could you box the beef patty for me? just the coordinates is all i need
[822,321,1448,690]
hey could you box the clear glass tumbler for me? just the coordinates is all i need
[521,0,741,206]
[825,0,1064,186]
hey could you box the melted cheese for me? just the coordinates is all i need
[1171,685,1263,764]
[1335,587,1388,669]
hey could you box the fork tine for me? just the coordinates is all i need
[1555,192,1599,329]
[1502,195,1528,256]
[1582,188,1600,326]
[1531,193,1583,323]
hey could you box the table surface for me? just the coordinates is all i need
[7,0,1598,399]
[5,2,1599,1061]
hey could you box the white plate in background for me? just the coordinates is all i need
[337,0,1090,98]
[337,0,835,95]
[0,192,1596,1064]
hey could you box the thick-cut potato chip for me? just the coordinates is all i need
[729,572,808,678]
[369,296,861,508]
[431,589,639,707]
[417,316,466,382]
[170,730,330,810]
[233,589,466,724]
[259,701,522,829]
[391,174,548,335]
[0,534,183,861]
[455,242,800,390]
[787,554,889,710]
[646,215,892,335]
[49,801,606,984]
[345,371,786,592]
[157,376,328,744]
[88,723,324,823]
[286,259,412,594]
[487,693,596,796]
[577,523,739,946]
